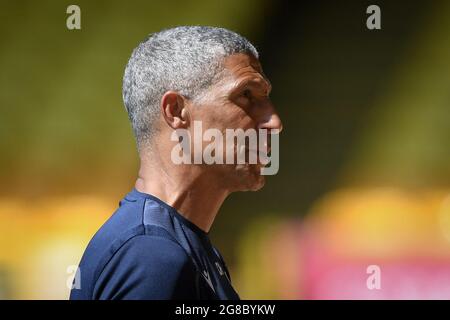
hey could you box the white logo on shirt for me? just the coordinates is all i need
[202,270,215,293]
[215,262,224,276]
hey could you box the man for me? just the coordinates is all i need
[70,26,282,300]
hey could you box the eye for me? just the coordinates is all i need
[242,89,252,100]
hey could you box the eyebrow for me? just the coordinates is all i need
[233,77,272,95]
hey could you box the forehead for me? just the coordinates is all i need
[222,52,263,75]
[215,53,271,91]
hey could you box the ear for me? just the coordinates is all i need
[160,91,190,129]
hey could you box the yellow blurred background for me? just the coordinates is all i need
[0,0,449,299]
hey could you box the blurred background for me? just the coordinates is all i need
[0,0,449,299]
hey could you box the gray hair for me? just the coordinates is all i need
[122,26,259,150]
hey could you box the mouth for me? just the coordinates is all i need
[244,147,271,166]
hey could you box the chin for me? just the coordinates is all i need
[236,164,266,191]
[248,177,265,191]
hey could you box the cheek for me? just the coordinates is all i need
[196,101,255,133]
[223,104,255,129]
[192,106,222,130]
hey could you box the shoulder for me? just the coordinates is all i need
[93,234,199,299]
[111,234,191,268]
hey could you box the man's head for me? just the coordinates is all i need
[123,26,282,192]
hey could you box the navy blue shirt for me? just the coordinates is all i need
[70,188,240,300]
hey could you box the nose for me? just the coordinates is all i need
[258,110,283,133]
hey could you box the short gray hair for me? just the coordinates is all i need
[122,26,259,150]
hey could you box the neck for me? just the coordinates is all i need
[135,147,229,233]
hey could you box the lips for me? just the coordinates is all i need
[244,148,270,166]
[235,132,272,165]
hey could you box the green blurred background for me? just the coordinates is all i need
[0,0,449,299]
